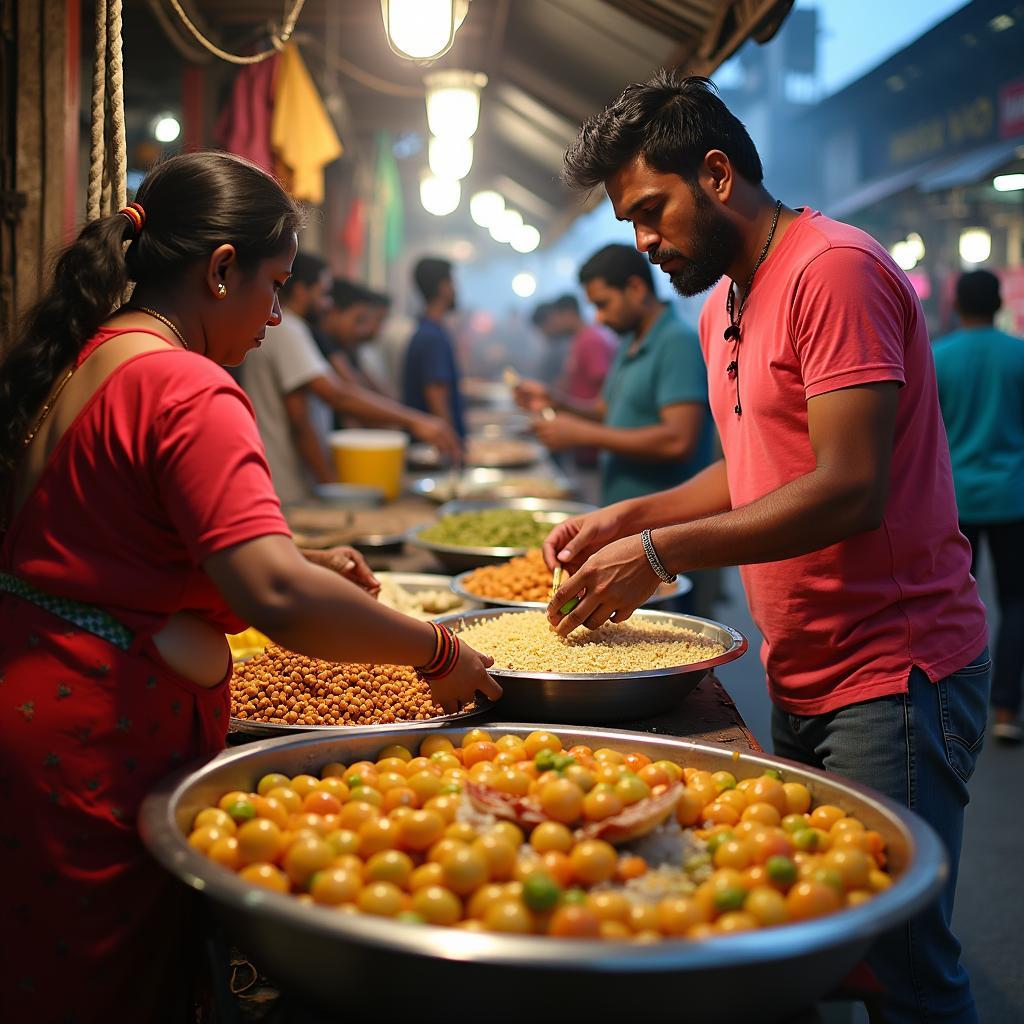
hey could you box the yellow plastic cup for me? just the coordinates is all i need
[329,429,408,501]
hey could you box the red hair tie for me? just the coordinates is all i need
[118,201,146,236]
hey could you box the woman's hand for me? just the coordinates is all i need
[543,502,632,575]
[301,546,380,597]
[427,639,501,714]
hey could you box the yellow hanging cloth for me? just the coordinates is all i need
[271,43,343,204]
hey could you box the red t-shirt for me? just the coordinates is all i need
[699,209,987,714]
[2,328,291,634]
[562,325,616,402]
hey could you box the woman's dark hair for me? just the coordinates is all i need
[956,270,1001,319]
[0,150,303,496]
[563,69,763,193]
[579,244,655,293]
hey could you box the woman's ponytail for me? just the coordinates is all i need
[0,212,135,496]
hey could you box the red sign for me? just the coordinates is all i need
[1000,79,1024,138]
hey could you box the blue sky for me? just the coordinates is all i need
[799,0,969,94]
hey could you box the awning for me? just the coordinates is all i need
[919,137,1024,192]
[827,161,934,219]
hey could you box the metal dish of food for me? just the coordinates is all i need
[409,467,574,504]
[140,723,946,1024]
[374,571,480,620]
[405,498,597,572]
[434,607,745,723]
[229,702,489,738]
[450,569,693,612]
[407,438,545,471]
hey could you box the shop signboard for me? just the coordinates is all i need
[1000,79,1024,139]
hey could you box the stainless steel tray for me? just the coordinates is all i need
[409,467,574,504]
[405,498,596,572]
[140,724,946,1024]
[450,569,693,611]
[229,701,488,738]
[436,607,745,723]
[407,440,545,471]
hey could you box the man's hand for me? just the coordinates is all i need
[546,534,660,636]
[543,503,632,574]
[533,411,595,451]
[514,379,551,413]
[412,415,463,463]
[301,546,380,597]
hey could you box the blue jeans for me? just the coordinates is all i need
[771,651,991,1024]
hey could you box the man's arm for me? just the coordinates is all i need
[536,402,704,461]
[549,383,899,633]
[423,381,453,427]
[283,388,334,483]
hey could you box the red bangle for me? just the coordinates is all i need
[418,624,460,681]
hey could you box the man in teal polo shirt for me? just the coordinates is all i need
[934,269,1024,743]
[518,243,712,506]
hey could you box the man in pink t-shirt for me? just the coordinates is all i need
[545,71,988,1024]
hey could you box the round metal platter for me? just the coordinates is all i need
[449,569,693,611]
[405,497,596,572]
[229,701,489,738]
[141,723,947,1024]
[434,606,746,724]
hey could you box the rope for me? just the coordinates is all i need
[87,0,108,221]
[106,0,127,212]
[167,0,306,65]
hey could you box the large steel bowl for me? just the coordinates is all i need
[406,498,596,572]
[450,568,693,612]
[140,724,947,1024]
[436,607,746,723]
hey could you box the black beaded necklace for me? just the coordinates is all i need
[724,199,783,416]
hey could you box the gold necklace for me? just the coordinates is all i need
[126,304,190,350]
[23,367,76,447]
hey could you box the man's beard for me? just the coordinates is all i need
[657,189,741,298]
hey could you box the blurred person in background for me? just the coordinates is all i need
[516,244,712,508]
[317,279,392,397]
[534,294,617,407]
[402,257,466,439]
[544,70,988,1024]
[934,270,1024,744]
[241,253,459,503]
[532,299,573,387]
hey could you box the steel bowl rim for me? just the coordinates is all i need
[140,722,947,973]
[434,606,748,682]
[449,569,694,611]
[228,702,490,737]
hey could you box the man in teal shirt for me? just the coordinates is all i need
[934,270,1024,742]
[519,244,712,505]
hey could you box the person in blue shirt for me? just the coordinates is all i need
[401,257,466,439]
[518,244,712,506]
[934,270,1024,743]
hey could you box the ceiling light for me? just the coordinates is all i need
[428,136,473,180]
[424,70,488,140]
[381,0,470,63]
[905,232,925,262]
[512,272,536,297]
[511,224,540,254]
[993,173,1024,192]
[153,116,180,143]
[420,174,461,216]
[470,190,504,227]
[489,208,522,244]
[958,227,991,265]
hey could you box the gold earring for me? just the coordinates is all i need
[217,283,227,297]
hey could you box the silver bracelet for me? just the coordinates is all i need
[641,529,677,583]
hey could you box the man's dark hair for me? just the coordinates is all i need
[563,69,763,193]
[579,244,654,292]
[956,270,1001,319]
[366,288,391,310]
[550,294,581,316]
[331,278,376,310]
[531,301,552,327]
[282,252,326,300]
[413,257,452,302]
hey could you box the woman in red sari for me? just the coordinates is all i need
[0,152,500,1024]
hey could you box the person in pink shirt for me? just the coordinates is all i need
[545,70,988,1024]
[544,294,617,403]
